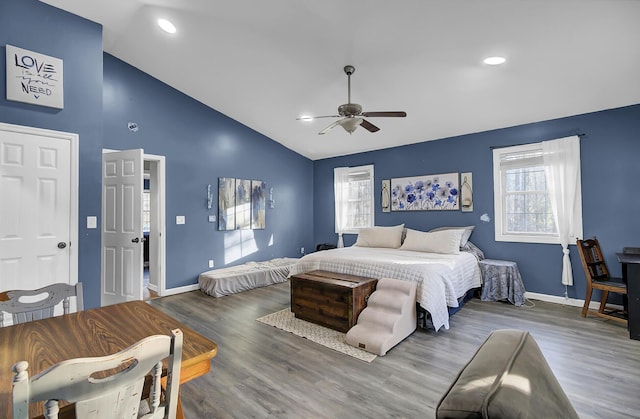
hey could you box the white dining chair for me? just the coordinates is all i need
[12,328,183,419]
[0,283,84,327]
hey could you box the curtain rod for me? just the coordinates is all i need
[489,131,585,150]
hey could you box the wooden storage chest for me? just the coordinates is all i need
[290,270,378,332]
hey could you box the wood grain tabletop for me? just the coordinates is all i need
[0,300,217,418]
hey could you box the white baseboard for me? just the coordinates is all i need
[525,292,623,310]
[161,284,200,296]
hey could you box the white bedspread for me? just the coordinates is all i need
[288,247,481,331]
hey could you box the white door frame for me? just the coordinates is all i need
[144,154,167,296]
[0,122,79,287]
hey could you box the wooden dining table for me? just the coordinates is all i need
[0,300,218,418]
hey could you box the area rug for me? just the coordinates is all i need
[256,309,377,362]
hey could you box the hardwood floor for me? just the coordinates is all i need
[148,282,640,418]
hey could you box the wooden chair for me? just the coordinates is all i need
[576,237,627,324]
[12,328,183,419]
[0,283,84,327]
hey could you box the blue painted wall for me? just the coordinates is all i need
[103,54,314,289]
[0,0,104,308]
[1,0,313,307]
[3,0,638,307]
[313,104,640,300]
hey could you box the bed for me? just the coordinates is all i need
[199,257,298,297]
[288,225,483,332]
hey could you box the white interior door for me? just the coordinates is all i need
[0,123,78,307]
[101,149,144,306]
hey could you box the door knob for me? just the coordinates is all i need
[131,237,140,243]
[57,242,67,249]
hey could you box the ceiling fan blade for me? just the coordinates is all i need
[361,111,407,118]
[360,119,380,133]
[296,115,340,121]
[318,119,341,135]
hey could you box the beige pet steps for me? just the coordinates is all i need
[345,278,417,356]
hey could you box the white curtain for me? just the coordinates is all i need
[334,167,348,248]
[542,135,581,291]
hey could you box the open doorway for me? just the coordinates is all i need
[144,155,166,299]
[143,167,154,298]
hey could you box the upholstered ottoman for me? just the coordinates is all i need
[436,329,578,418]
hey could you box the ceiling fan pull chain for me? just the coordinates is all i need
[347,71,351,104]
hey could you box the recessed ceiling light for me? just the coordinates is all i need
[483,56,506,65]
[158,18,176,34]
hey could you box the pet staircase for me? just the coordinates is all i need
[345,278,417,356]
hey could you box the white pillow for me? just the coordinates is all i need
[400,228,464,254]
[430,226,475,247]
[354,224,405,248]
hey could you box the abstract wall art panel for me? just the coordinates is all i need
[251,180,266,229]
[235,179,252,230]
[219,177,267,230]
[218,177,236,230]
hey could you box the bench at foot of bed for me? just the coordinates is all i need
[199,257,298,297]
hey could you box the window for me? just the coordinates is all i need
[143,190,151,232]
[334,164,374,236]
[493,142,582,244]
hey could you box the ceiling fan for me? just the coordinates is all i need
[298,65,407,135]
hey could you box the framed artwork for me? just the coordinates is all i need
[381,179,391,213]
[391,172,459,211]
[6,45,64,109]
[251,180,266,229]
[218,177,235,230]
[218,177,267,230]
[460,172,473,212]
[235,179,252,230]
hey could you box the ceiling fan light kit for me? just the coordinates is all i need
[302,65,407,135]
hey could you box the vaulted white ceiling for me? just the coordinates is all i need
[41,0,640,160]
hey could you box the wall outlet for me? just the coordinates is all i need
[208,260,214,268]
[300,247,305,254]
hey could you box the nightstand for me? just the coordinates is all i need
[479,259,526,306]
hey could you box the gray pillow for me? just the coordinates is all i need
[461,241,485,260]
[430,226,475,247]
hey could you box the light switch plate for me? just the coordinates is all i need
[87,216,97,229]
[208,215,216,222]
[176,215,186,225]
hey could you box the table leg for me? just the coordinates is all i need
[176,391,185,419]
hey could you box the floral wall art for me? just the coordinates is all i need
[391,173,459,211]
